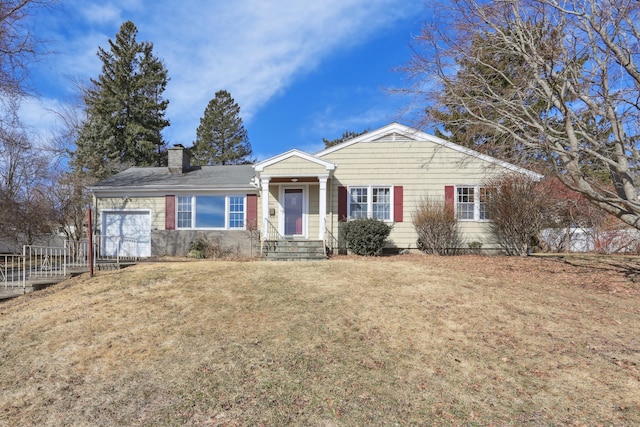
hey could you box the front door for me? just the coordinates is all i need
[284,188,304,236]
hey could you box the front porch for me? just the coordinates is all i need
[254,150,338,260]
[258,183,332,261]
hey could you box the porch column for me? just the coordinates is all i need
[318,175,328,240]
[261,177,271,237]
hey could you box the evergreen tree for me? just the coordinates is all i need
[73,21,170,180]
[427,30,548,165]
[191,90,253,166]
[322,128,369,148]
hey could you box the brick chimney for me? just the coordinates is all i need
[168,144,192,174]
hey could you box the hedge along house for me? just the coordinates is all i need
[89,123,541,258]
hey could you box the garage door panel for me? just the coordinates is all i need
[102,211,151,258]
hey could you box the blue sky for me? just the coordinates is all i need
[23,0,426,161]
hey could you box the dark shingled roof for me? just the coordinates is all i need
[90,164,256,191]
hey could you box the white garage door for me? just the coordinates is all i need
[102,210,151,258]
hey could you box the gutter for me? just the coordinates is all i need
[89,185,259,198]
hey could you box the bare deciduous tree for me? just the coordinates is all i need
[0,0,57,247]
[0,0,53,97]
[412,197,464,255]
[45,171,91,243]
[0,116,55,245]
[47,81,94,244]
[483,174,548,256]
[405,0,640,228]
[540,176,607,251]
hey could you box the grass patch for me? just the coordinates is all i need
[0,255,639,425]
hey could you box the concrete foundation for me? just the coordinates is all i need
[151,230,259,257]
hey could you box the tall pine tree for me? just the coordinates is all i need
[73,21,170,180]
[191,90,253,166]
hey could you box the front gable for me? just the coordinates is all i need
[316,122,540,179]
[254,149,336,177]
[316,123,423,156]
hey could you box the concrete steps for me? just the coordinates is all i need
[261,240,327,261]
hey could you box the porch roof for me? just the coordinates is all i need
[254,149,336,174]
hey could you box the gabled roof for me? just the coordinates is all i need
[316,122,542,179]
[89,164,257,195]
[253,149,336,172]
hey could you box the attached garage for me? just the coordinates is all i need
[101,210,151,258]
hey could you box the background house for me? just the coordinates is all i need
[89,123,540,257]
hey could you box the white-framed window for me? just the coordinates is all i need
[456,185,492,221]
[349,186,392,221]
[177,196,192,228]
[478,187,492,220]
[176,195,245,229]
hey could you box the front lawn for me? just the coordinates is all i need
[0,255,638,425]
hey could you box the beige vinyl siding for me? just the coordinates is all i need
[261,156,329,176]
[95,196,165,231]
[267,185,280,228]
[308,185,319,237]
[321,133,517,250]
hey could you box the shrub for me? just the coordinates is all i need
[188,234,224,258]
[341,218,392,256]
[467,241,483,254]
[484,174,546,256]
[412,197,464,255]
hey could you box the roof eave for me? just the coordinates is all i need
[254,149,336,172]
[89,185,258,196]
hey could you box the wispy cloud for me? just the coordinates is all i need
[19,96,67,148]
[29,0,419,146]
[79,4,123,25]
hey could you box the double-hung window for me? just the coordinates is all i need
[456,186,491,221]
[478,187,492,220]
[456,187,475,220]
[177,196,193,228]
[349,186,392,221]
[176,195,245,229]
[228,196,245,228]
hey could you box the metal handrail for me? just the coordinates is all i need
[1,236,142,295]
[94,235,140,263]
[264,219,285,241]
[324,226,340,256]
[23,245,66,280]
[0,254,25,289]
[65,239,90,269]
[261,220,285,256]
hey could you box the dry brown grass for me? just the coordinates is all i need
[0,255,639,426]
